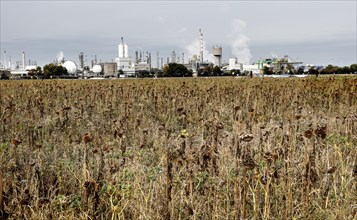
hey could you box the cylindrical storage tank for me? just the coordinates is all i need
[92,64,102,74]
[118,44,124,58]
[212,46,222,56]
[26,65,38,71]
[124,44,129,58]
[63,61,77,74]
[214,57,221,67]
[213,47,222,67]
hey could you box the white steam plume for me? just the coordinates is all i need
[228,19,252,64]
[57,51,64,63]
[185,38,214,63]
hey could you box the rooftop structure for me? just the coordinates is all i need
[213,46,222,67]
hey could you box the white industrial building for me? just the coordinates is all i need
[242,64,260,75]
[227,58,243,71]
[222,58,259,75]
[8,51,39,77]
[116,38,136,76]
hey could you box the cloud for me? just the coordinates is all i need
[227,19,252,64]
[157,16,165,23]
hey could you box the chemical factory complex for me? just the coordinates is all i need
[1,29,312,79]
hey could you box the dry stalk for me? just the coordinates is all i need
[93,146,105,213]
[304,141,318,214]
[234,139,241,220]
[165,149,173,220]
[210,122,222,177]
[0,170,3,213]
[241,167,247,219]
[284,158,292,219]
[264,163,271,220]
[305,155,311,209]
[324,173,332,209]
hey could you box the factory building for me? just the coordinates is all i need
[227,58,243,71]
[135,62,151,71]
[243,64,260,75]
[116,37,136,77]
[4,51,40,77]
[101,62,117,77]
[257,56,303,74]
[221,58,259,75]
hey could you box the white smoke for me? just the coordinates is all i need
[228,19,252,64]
[185,38,214,63]
[57,51,64,63]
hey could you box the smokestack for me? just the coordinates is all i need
[3,51,6,69]
[199,28,204,63]
[22,51,25,70]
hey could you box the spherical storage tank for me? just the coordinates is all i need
[63,61,77,74]
[92,65,102,74]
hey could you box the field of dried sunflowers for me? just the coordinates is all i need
[0,76,356,219]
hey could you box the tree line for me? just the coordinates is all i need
[3,62,356,80]
[263,64,357,75]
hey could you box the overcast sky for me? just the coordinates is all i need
[1,0,356,67]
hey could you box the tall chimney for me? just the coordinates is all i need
[3,51,6,69]
[199,29,203,63]
[22,51,26,70]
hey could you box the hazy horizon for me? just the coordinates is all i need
[1,0,356,68]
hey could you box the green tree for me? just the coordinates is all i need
[163,63,192,77]
[263,66,273,75]
[136,70,153,78]
[296,66,305,75]
[230,69,241,76]
[212,66,222,76]
[308,67,319,77]
[198,65,214,76]
[321,64,340,74]
[350,64,357,73]
[28,66,42,77]
[162,65,170,77]
[340,66,350,74]
[43,64,68,79]
[118,69,124,77]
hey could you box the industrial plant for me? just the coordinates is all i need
[0,28,316,79]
